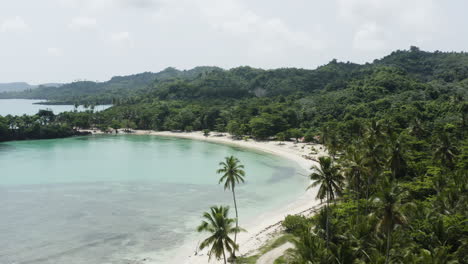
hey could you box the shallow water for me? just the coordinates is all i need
[0,135,307,264]
[0,99,111,116]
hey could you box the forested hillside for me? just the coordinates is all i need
[85,47,466,139]
[1,47,466,143]
[0,66,220,104]
[2,47,465,140]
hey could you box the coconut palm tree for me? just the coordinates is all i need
[363,138,386,212]
[409,118,427,138]
[388,138,407,180]
[433,132,458,170]
[308,156,344,248]
[345,214,378,263]
[342,146,369,199]
[290,231,331,264]
[373,182,408,264]
[459,101,468,129]
[217,156,246,255]
[409,247,455,264]
[366,119,386,143]
[320,125,340,157]
[197,206,242,264]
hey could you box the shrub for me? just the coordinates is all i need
[282,215,310,236]
[304,132,316,142]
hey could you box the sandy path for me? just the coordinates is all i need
[256,242,294,264]
[81,130,326,264]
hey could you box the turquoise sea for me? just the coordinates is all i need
[0,135,307,263]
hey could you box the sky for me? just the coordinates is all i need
[0,0,467,84]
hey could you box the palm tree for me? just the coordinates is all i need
[388,138,407,180]
[345,215,378,263]
[197,206,242,264]
[366,119,386,143]
[320,125,340,157]
[373,182,408,264]
[409,118,427,138]
[217,156,246,256]
[433,132,458,169]
[308,156,344,248]
[290,231,331,263]
[342,146,369,199]
[363,138,386,212]
[410,247,455,264]
[459,101,468,129]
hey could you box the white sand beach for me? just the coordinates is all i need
[83,130,326,263]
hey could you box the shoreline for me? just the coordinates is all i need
[83,130,325,263]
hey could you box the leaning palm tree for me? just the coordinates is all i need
[308,156,344,248]
[217,156,246,256]
[373,182,408,264]
[197,206,242,264]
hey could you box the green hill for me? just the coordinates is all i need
[0,66,220,104]
[0,82,37,93]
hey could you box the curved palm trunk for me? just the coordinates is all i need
[232,188,239,258]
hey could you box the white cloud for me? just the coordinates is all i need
[353,23,386,51]
[109,31,132,48]
[119,0,159,8]
[0,16,30,33]
[153,0,324,56]
[58,0,159,10]
[47,47,63,56]
[58,0,112,10]
[69,17,97,30]
[338,0,439,53]
[203,0,320,48]
[111,31,130,42]
[2,0,463,84]
[337,0,436,26]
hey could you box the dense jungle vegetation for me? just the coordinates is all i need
[0,47,466,263]
[272,118,467,263]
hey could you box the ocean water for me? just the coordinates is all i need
[0,99,111,116]
[0,135,307,264]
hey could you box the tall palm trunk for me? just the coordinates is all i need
[326,192,330,249]
[232,187,239,257]
[385,229,391,264]
[355,189,360,218]
[222,247,227,264]
[365,175,370,214]
[355,177,361,216]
